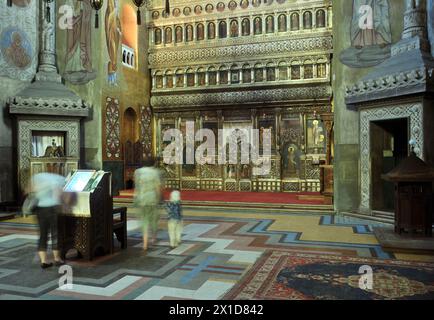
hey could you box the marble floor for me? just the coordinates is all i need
[0,208,433,300]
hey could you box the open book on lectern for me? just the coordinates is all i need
[63,170,111,217]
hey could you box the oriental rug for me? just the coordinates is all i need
[225,250,434,300]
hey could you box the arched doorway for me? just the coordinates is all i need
[122,107,139,143]
[122,107,142,189]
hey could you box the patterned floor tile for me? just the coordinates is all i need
[0,208,432,300]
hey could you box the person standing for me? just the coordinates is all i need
[165,190,183,249]
[134,158,162,251]
[30,172,66,269]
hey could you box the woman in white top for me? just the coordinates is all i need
[30,172,66,269]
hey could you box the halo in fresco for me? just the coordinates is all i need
[183,7,192,16]
[228,1,237,10]
[240,0,249,9]
[194,5,203,15]
[152,11,159,19]
[252,0,261,7]
[0,27,32,69]
[205,4,214,13]
[216,2,225,12]
[173,8,181,17]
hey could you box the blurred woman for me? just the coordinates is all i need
[29,173,66,269]
[134,158,162,251]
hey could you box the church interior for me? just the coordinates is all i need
[0,0,433,301]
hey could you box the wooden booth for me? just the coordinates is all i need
[59,170,114,260]
[382,151,434,237]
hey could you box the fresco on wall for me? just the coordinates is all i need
[180,121,196,176]
[0,0,37,81]
[0,28,32,69]
[258,118,275,152]
[205,4,214,13]
[12,0,31,7]
[197,23,204,40]
[429,0,434,57]
[280,118,302,178]
[291,13,299,31]
[306,119,326,154]
[340,0,392,68]
[105,0,122,86]
[64,0,96,85]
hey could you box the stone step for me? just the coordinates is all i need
[372,211,395,220]
[342,212,394,225]
[0,213,16,222]
[372,210,394,217]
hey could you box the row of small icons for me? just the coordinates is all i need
[52,4,375,31]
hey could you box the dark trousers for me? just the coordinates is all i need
[34,206,60,251]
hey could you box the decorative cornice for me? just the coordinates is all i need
[151,85,332,109]
[149,35,332,68]
[345,66,434,107]
[9,96,90,117]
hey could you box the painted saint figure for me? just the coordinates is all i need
[303,11,312,29]
[64,0,96,85]
[242,19,250,36]
[267,67,275,81]
[176,26,183,43]
[209,71,217,85]
[266,16,274,33]
[278,14,287,32]
[105,0,122,86]
[198,72,206,86]
[243,67,251,83]
[254,17,262,34]
[165,27,172,43]
[286,145,299,175]
[4,31,31,69]
[186,25,193,42]
[219,21,227,38]
[155,28,162,44]
[318,63,327,78]
[291,13,299,31]
[340,0,392,67]
[316,10,326,28]
[230,20,239,37]
[197,24,204,40]
[208,22,216,39]
[291,65,300,80]
[351,0,391,48]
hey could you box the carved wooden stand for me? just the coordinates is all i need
[59,173,114,260]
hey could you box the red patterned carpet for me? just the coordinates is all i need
[116,190,326,205]
[225,250,434,300]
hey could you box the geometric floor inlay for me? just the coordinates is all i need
[0,208,433,300]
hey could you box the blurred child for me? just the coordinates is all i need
[165,190,183,249]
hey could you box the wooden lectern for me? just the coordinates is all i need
[382,151,434,237]
[59,170,114,260]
